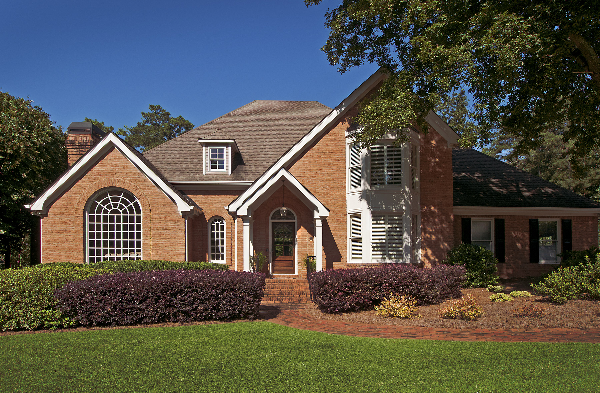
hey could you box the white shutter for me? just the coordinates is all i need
[370,145,402,187]
[349,144,362,190]
[350,214,362,259]
[372,214,403,261]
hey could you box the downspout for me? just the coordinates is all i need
[184,216,189,262]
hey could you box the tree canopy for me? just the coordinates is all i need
[85,118,114,134]
[0,91,67,267]
[117,105,194,152]
[306,0,600,156]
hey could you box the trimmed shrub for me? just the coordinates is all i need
[89,259,228,273]
[55,270,265,327]
[489,293,513,302]
[0,263,109,331]
[487,284,504,293]
[559,247,599,267]
[509,290,532,298]
[531,256,600,303]
[308,264,465,313]
[443,244,499,287]
[375,294,420,319]
[439,295,483,320]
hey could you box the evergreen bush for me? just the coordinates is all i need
[443,244,499,287]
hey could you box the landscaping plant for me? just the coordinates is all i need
[0,263,109,331]
[308,264,465,313]
[375,294,421,319]
[443,243,499,287]
[439,295,483,321]
[89,259,228,273]
[532,254,600,303]
[489,293,513,302]
[55,269,266,326]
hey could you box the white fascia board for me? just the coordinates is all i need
[454,206,600,217]
[199,139,240,153]
[29,133,194,215]
[237,169,329,218]
[425,111,459,146]
[228,70,388,213]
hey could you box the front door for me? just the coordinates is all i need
[272,222,295,274]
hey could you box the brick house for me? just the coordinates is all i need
[29,70,600,278]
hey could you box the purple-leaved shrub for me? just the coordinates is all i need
[55,269,265,327]
[308,264,465,313]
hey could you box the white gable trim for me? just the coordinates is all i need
[29,133,195,215]
[236,169,329,218]
[229,70,388,213]
[425,111,459,146]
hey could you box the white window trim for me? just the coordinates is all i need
[471,218,494,253]
[207,146,227,173]
[208,216,226,264]
[538,218,561,264]
[348,213,363,261]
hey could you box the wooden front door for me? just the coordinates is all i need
[272,222,295,274]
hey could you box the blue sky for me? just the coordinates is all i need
[1,0,378,131]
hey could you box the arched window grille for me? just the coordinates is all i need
[209,217,226,263]
[87,189,142,263]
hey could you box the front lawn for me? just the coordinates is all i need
[1,322,598,392]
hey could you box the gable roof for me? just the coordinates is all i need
[453,148,600,209]
[143,100,331,183]
[29,133,197,215]
[228,69,460,215]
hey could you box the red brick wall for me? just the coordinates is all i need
[185,190,241,269]
[289,115,350,270]
[419,128,454,267]
[454,214,599,278]
[41,147,185,263]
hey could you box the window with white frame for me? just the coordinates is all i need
[209,147,226,171]
[348,144,362,190]
[370,145,402,188]
[372,214,403,261]
[471,219,493,251]
[87,189,142,263]
[209,217,226,263]
[349,214,362,260]
[539,219,559,263]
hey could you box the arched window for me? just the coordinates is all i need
[209,217,226,263]
[87,189,142,263]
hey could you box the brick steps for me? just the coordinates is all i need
[262,278,311,303]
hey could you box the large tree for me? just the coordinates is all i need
[306,0,600,156]
[84,118,114,134]
[117,105,194,152]
[0,92,67,268]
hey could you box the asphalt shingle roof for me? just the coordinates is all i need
[143,100,331,182]
[453,148,600,208]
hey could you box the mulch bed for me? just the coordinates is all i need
[302,280,600,330]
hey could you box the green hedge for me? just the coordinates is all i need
[89,260,229,273]
[0,263,109,331]
[0,260,228,331]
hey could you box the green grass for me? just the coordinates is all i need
[1,322,599,392]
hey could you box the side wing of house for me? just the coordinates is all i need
[29,129,197,264]
[228,70,459,274]
[453,149,600,278]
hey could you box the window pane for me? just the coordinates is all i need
[210,218,225,262]
[539,221,557,241]
[473,241,492,251]
[472,221,492,241]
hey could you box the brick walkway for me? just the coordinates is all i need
[259,303,600,343]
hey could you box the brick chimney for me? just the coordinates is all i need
[66,122,106,166]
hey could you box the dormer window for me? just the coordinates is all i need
[199,139,239,175]
[209,147,226,171]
